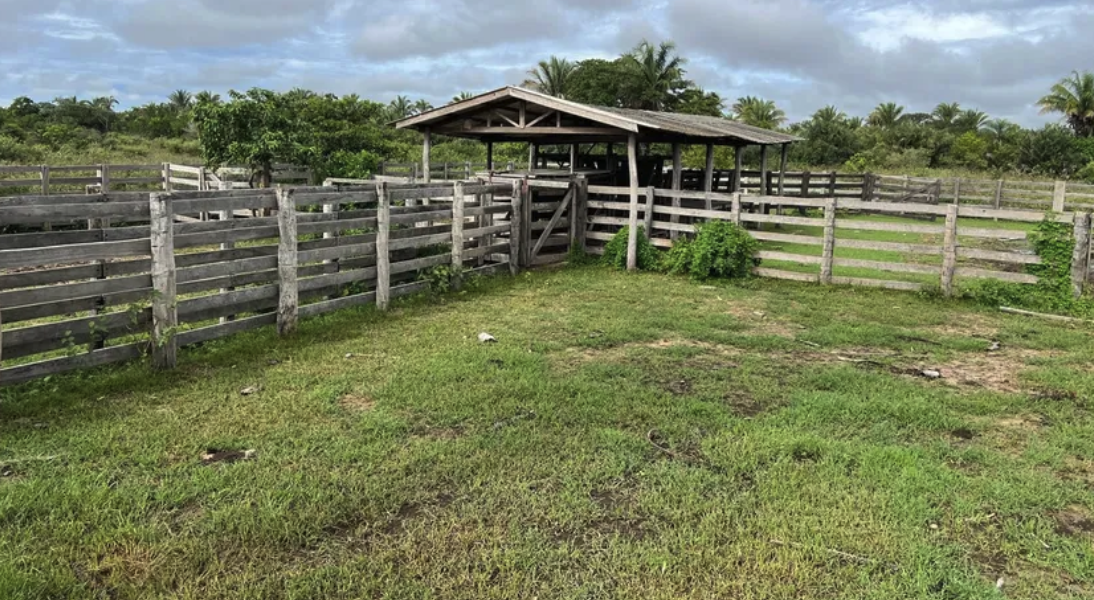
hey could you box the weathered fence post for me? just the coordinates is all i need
[217,180,237,323]
[954,179,962,205]
[801,171,811,198]
[941,203,959,297]
[275,187,298,335]
[162,163,172,192]
[98,164,110,193]
[644,186,656,234]
[820,198,837,284]
[626,136,640,271]
[521,177,532,267]
[861,173,874,201]
[376,182,391,309]
[828,172,837,198]
[451,181,465,290]
[574,176,588,253]
[1071,212,1092,298]
[993,180,1003,210]
[730,193,742,227]
[1053,181,1067,213]
[149,192,177,369]
[479,184,493,266]
[41,165,52,231]
[509,179,523,275]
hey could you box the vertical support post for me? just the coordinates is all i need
[376,182,391,309]
[828,172,837,197]
[575,176,588,253]
[644,186,656,234]
[486,142,494,174]
[820,198,837,284]
[480,186,494,266]
[520,177,532,267]
[443,162,449,181]
[275,188,298,336]
[99,164,110,193]
[801,171,812,198]
[777,144,788,196]
[528,144,535,171]
[422,129,432,186]
[465,161,471,180]
[670,143,682,241]
[704,144,715,211]
[412,162,419,184]
[162,163,172,191]
[1071,212,1091,298]
[953,178,962,205]
[730,193,742,227]
[759,145,769,196]
[451,181,465,290]
[626,134,640,271]
[862,173,874,201]
[1053,180,1067,213]
[733,145,744,193]
[218,180,237,323]
[40,165,51,231]
[569,144,577,174]
[149,192,177,370]
[941,203,959,297]
[994,179,1003,210]
[509,179,523,275]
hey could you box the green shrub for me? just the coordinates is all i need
[601,226,659,271]
[663,220,758,280]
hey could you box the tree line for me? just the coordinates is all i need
[2,40,1094,182]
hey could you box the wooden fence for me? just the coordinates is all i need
[564,180,1092,295]
[867,175,1094,211]
[0,181,517,385]
[0,163,312,196]
[380,162,493,182]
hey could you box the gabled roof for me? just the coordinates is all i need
[394,86,800,146]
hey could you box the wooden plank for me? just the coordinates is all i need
[834,258,938,275]
[941,203,959,297]
[177,285,278,323]
[0,238,150,270]
[955,267,1039,284]
[957,206,1067,223]
[375,183,391,309]
[299,292,377,318]
[753,267,817,283]
[450,181,465,289]
[149,192,177,369]
[830,276,923,291]
[644,186,656,233]
[0,202,150,225]
[509,180,523,275]
[758,251,823,265]
[958,248,1041,265]
[175,313,277,347]
[820,199,837,283]
[742,213,826,227]
[0,343,146,387]
[276,188,298,335]
[1071,212,1092,298]
[836,220,945,235]
[1,308,151,360]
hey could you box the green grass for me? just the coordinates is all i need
[2,266,1093,599]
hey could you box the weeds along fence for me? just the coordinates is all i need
[571,181,1093,295]
[0,181,517,385]
[0,163,312,197]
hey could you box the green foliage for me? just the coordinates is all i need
[601,226,659,271]
[662,221,759,280]
[1018,125,1088,177]
[949,131,989,170]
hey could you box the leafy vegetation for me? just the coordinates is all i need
[2,267,1093,599]
[663,221,760,280]
[600,226,660,271]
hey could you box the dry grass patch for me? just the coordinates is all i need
[338,394,376,412]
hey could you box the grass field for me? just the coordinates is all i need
[2,266,1093,599]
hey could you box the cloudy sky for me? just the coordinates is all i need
[0,0,1089,126]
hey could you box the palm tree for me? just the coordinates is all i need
[412,99,433,115]
[868,102,905,128]
[451,91,475,104]
[812,105,846,125]
[525,56,577,98]
[620,41,691,111]
[168,90,193,112]
[194,91,221,105]
[731,96,787,129]
[89,96,118,132]
[983,119,1020,141]
[954,109,989,133]
[386,95,413,119]
[931,102,962,128]
[1037,71,1094,137]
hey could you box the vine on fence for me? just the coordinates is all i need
[965,215,1093,317]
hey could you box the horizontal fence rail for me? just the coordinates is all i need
[0,163,311,198]
[0,180,518,385]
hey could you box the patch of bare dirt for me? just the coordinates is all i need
[724,389,768,417]
[926,314,1000,339]
[1054,505,1094,537]
[725,305,801,338]
[1057,456,1094,486]
[338,394,376,412]
[927,349,1061,394]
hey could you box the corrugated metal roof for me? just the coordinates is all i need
[395,87,801,146]
[595,106,801,145]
